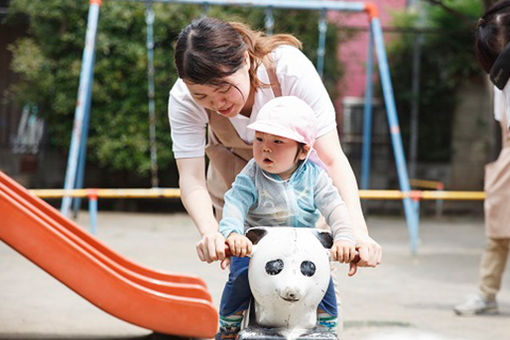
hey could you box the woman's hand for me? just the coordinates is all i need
[177,158,229,266]
[196,231,226,264]
[315,131,381,268]
[354,234,382,267]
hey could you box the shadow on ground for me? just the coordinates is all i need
[0,333,193,340]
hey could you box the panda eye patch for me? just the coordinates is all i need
[300,261,316,277]
[265,259,284,275]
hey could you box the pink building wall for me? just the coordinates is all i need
[328,0,407,112]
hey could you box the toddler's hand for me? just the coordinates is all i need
[331,239,356,264]
[226,233,253,257]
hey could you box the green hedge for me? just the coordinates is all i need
[5,0,341,185]
[386,0,483,162]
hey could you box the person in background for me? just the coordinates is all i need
[454,0,510,315]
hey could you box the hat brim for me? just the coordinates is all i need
[247,121,306,144]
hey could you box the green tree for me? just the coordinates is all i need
[387,0,483,162]
[5,1,341,186]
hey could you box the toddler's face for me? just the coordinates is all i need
[253,131,306,180]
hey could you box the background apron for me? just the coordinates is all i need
[484,115,510,238]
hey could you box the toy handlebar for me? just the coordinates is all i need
[224,244,361,264]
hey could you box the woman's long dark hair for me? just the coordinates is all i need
[475,0,510,72]
[174,17,301,91]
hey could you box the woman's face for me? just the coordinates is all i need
[184,53,252,118]
[253,131,306,180]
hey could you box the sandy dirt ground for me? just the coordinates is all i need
[0,211,509,339]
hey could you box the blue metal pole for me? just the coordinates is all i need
[88,194,98,234]
[71,96,92,218]
[146,1,159,188]
[413,199,420,218]
[264,7,274,36]
[61,0,101,217]
[316,9,327,78]
[361,28,374,190]
[72,52,96,218]
[202,2,210,17]
[371,17,419,253]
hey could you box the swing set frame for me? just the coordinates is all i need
[61,0,420,253]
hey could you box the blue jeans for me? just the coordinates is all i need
[219,256,338,317]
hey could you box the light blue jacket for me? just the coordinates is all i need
[219,159,354,243]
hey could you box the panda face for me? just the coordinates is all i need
[249,227,330,306]
[248,227,332,330]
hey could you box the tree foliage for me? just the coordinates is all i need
[387,0,483,162]
[4,1,341,185]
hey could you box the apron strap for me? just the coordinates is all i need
[501,114,510,149]
[262,56,282,97]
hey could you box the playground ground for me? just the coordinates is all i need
[0,211,509,340]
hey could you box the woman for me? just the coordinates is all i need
[168,16,381,269]
[454,0,510,315]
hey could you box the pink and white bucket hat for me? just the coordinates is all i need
[247,96,319,146]
[248,96,325,167]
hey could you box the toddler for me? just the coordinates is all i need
[217,96,356,338]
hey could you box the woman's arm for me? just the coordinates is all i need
[176,157,226,264]
[314,130,382,267]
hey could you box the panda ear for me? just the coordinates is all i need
[313,230,333,249]
[246,227,268,245]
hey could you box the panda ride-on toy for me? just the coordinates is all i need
[229,226,357,340]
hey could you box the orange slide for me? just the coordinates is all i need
[0,171,218,338]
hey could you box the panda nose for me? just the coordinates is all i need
[281,287,302,302]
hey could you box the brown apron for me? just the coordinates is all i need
[484,114,510,238]
[205,58,282,220]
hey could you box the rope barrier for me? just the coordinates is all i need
[29,188,484,201]
[409,178,444,190]
[29,188,181,199]
[27,187,483,236]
